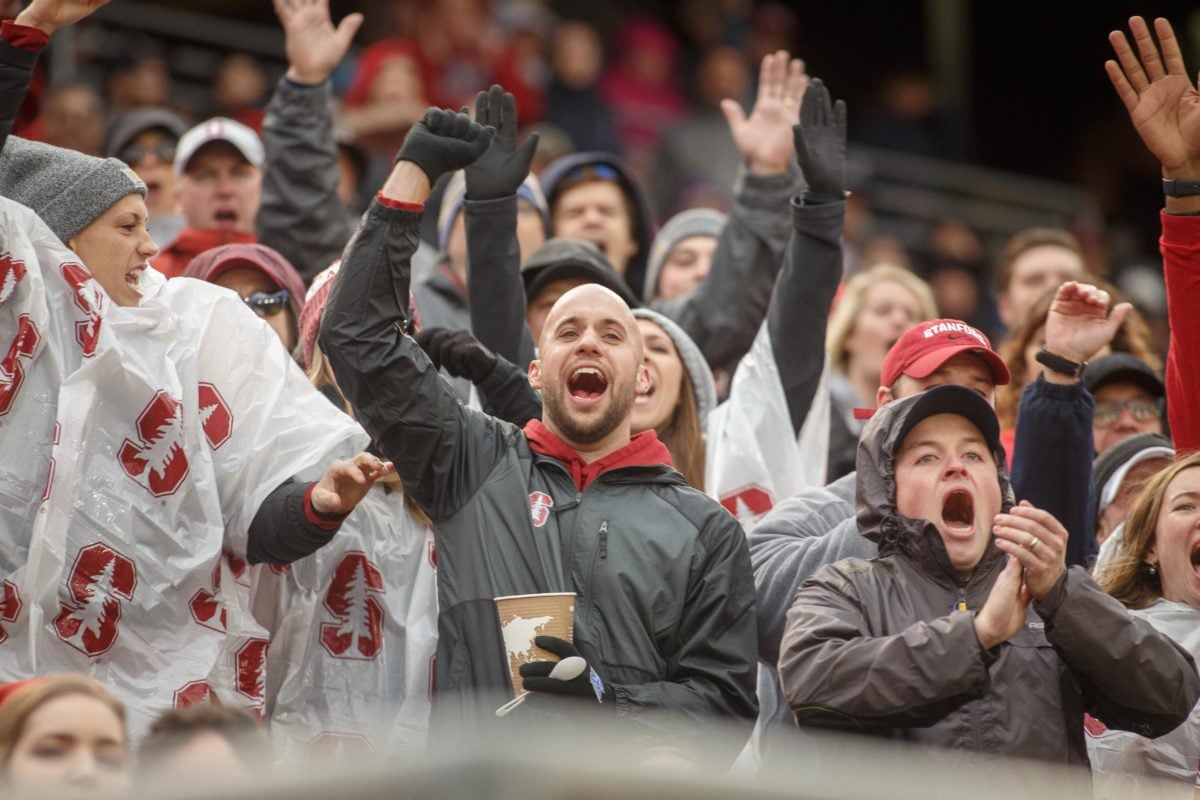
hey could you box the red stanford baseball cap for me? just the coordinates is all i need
[881,319,1011,388]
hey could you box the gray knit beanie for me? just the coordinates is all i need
[632,307,717,425]
[0,136,147,243]
[643,208,727,303]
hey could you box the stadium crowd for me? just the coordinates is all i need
[0,0,1199,797]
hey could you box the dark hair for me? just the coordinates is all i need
[139,704,269,776]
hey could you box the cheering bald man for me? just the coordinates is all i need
[320,107,757,765]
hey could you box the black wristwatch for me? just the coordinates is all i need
[1163,178,1200,197]
[1036,348,1085,379]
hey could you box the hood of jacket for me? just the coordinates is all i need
[856,386,1015,581]
[539,151,655,299]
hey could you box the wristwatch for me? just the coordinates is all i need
[1035,348,1085,379]
[1162,178,1200,197]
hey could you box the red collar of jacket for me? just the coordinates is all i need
[523,418,672,492]
[154,228,257,278]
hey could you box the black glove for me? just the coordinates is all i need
[519,636,612,706]
[394,108,495,185]
[793,78,847,204]
[465,84,539,202]
[413,327,498,383]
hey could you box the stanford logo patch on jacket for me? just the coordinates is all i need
[529,491,553,528]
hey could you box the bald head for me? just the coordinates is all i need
[538,283,643,358]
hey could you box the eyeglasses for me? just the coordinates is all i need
[243,289,289,318]
[1094,397,1164,427]
[119,141,177,166]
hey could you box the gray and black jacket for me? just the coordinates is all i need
[319,200,758,765]
[777,390,1199,763]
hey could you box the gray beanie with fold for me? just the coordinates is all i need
[0,136,146,243]
[643,207,728,303]
[632,307,717,426]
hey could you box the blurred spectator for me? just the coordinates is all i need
[650,44,750,216]
[540,152,657,297]
[996,286,1160,452]
[995,226,1088,332]
[153,117,264,278]
[1092,432,1174,545]
[491,0,553,124]
[924,219,997,335]
[421,0,504,109]
[545,20,618,155]
[138,705,269,784]
[1084,353,1167,455]
[183,243,307,355]
[523,121,574,177]
[1116,263,1169,357]
[599,18,686,179]
[854,67,970,160]
[746,2,797,65]
[103,107,190,246]
[212,53,268,132]
[35,83,104,155]
[342,39,432,196]
[106,50,172,113]
[824,264,937,480]
[0,676,130,799]
[643,208,726,302]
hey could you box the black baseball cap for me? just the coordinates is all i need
[894,384,1002,456]
[1083,353,1165,398]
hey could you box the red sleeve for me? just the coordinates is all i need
[376,192,424,212]
[302,482,347,531]
[1159,211,1200,456]
[1,20,50,52]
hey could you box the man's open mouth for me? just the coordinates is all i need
[568,367,608,403]
[941,489,974,532]
[214,209,239,228]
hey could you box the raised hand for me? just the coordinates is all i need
[14,0,110,36]
[414,326,498,382]
[1106,16,1200,177]
[720,50,808,176]
[395,108,495,185]
[793,78,847,203]
[464,85,539,202]
[310,452,394,516]
[1042,281,1132,367]
[273,0,363,86]
[992,500,1068,602]
[973,554,1030,650]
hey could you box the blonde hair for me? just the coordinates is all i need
[826,264,938,374]
[996,281,1162,430]
[1097,453,1199,610]
[0,675,126,767]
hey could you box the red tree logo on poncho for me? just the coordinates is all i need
[719,485,774,523]
[60,262,103,357]
[0,580,22,645]
[189,562,227,633]
[118,390,189,497]
[235,638,268,706]
[198,382,232,449]
[0,253,27,309]
[320,552,385,660]
[0,314,39,417]
[173,680,216,709]
[53,544,136,657]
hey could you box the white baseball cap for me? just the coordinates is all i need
[174,117,264,178]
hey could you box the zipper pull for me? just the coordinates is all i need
[953,587,968,612]
[599,521,608,559]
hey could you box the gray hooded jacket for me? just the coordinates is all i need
[778,388,1199,764]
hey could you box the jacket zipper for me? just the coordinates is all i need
[954,586,968,612]
[599,521,608,559]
